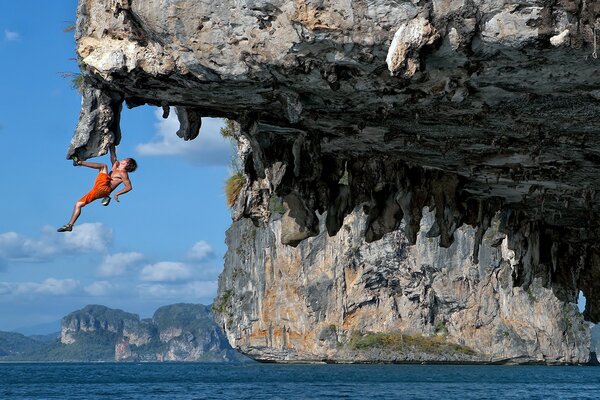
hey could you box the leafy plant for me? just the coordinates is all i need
[225,172,246,208]
[268,196,286,215]
[213,289,235,314]
[220,119,236,138]
[59,72,84,94]
[435,321,448,337]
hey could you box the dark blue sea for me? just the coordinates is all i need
[1,363,599,399]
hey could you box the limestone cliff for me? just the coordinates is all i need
[69,1,600,362]
[215,205,591,363]
[61,304,243,361]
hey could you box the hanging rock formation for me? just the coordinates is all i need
[71,0,600,361]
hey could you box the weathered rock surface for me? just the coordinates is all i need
[215,206,591,364]
[61,304,244,361]
[70,0,600,324]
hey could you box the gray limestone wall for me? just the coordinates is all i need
[215,206,591,364]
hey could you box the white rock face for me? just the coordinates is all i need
[432,0,466,19]
[481,5,543,47]
[591,323,600,356]
[159,327,182,343]
[216,207,591,363]
[550,29,570,47]
[386,17,438,77]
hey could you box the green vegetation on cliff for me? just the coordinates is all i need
[349,332,476,356]
[225,172,246,207]
[153,303,214,332]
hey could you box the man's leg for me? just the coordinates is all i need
[58,201,85,232]
[68,201,86,226]
[76,160,108,174]
[59,161,109,232]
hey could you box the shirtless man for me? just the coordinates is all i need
[57,144,137,232]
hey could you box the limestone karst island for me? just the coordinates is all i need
[68,0,600,364]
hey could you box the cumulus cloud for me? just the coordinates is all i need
[97,252,144,277]
[57,223,113,252]
[4,30,20,41]
[0,223,112,263]
[135,109,234,165]
[33,279,80,295]
[140,261,193,282]
[186,240,214,261]
[137,280,217,300]
[0,278,80,296]
[0,232,57,261]
[85,281,118,296]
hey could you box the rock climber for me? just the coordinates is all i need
[57,144,137,232]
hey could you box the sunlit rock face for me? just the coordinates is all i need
[214,206,591,364]
[72,0,600,360]
[61,304,240,361]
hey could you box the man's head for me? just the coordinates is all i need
[120,158,138,172]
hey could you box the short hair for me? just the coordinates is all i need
[125,158,138,172]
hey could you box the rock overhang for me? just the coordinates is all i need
[71,0,600,320]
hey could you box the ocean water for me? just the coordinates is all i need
[0,363,599,399]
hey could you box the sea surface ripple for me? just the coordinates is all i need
[1,363,599,399]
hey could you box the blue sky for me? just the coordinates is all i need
[0,1,235,332]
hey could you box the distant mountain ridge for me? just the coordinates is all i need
[0,331,49,357]
[0,304,248,362]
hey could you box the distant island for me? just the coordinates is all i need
[0,304,249,362]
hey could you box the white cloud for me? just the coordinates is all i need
[98,252,144,277]
[0,278,80,296]
[58,223,112,252]
[34,279,80,295]
[0,224,112,263]
[85,281,117,296]
[4,30,20,41]
[0,231,57,261]
[186,240,214,261]
[137,280,217,300]
[135,109,234,165]
[140,261,193,282]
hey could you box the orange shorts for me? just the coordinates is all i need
[79,172,112,205]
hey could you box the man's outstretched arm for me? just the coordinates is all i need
[109,144,118,165]
[113,176,133,202]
